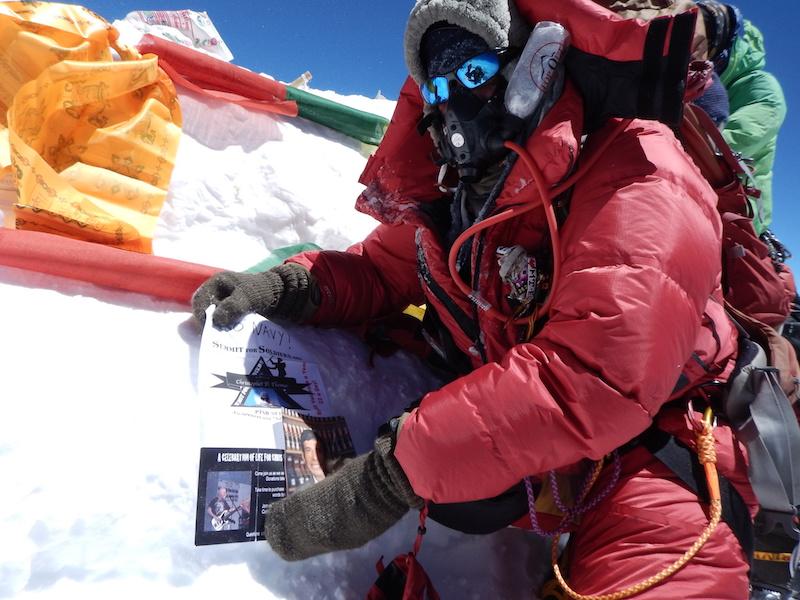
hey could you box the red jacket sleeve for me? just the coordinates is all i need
[286,78,435,326]
[288,222,424,326]
[395,120,731,503]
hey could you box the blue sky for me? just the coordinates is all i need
[82,1,797,262]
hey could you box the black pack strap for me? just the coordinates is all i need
[661,11,696,125]
[639,427,755,563]
[638,16,669,120]
[418,302,473,376]
[416,237,480,345]
[566,12,695,130]
[639,11,695,125]
[427,480,529,535]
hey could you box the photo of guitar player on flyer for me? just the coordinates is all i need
[204,473,251,532]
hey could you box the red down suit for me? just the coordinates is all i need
[290,3,755,597]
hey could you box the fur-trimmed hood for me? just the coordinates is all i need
[404,0,530,84]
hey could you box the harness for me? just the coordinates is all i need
[637,425,754,560]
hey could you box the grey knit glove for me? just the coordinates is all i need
[192,263,318,329]
[265,432,423,561]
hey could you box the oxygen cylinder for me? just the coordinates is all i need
[504,21,570,120]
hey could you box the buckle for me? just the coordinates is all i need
[758,508,800,542]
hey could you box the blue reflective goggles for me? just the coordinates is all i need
[420,50,504,106]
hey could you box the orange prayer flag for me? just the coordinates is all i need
[0,2,182,253]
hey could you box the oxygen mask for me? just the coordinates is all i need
[419,48,522,182]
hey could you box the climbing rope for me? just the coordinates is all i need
[525,451,621,537]
[552,408,723,600]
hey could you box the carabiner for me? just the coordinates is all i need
[703,406,717,430]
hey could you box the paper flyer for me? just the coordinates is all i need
[195,310,355,545]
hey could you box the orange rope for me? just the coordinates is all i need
[553,409,723,600]
[578,458,606,504]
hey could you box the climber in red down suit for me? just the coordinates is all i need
[192,0,759,597]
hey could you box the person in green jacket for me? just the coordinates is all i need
[698,1,787,237]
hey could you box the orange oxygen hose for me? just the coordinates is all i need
[446,119,631,326]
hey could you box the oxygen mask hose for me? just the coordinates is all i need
[445,119,631,327]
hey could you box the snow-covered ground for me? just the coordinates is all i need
[0,81,550,598]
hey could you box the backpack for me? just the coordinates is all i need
[679,103,799,400]
[535,71,800,600]
[677,101,800,596]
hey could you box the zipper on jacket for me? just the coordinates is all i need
[416,232,482,358]
[470,230,489,363]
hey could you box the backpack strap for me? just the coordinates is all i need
[566,10,697,129]
[726,363,800,539]
[680,104,733,187]
[688,104,748,176]
[680,104,760,213]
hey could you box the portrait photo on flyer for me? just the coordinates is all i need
[282,410,356,495]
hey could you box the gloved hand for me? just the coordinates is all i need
[265,428,422,561]
[192,263,318,329]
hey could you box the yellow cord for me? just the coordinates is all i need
[552,411,722,600]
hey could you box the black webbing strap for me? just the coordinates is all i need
[637,11,695,126]
[639,427,755,564]
[565,12,696,130]
[661,11,696,125]
[638,16,669,120]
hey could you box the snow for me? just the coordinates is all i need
[0,82,550,598]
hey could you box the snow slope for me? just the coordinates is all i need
[0,84,550,599]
